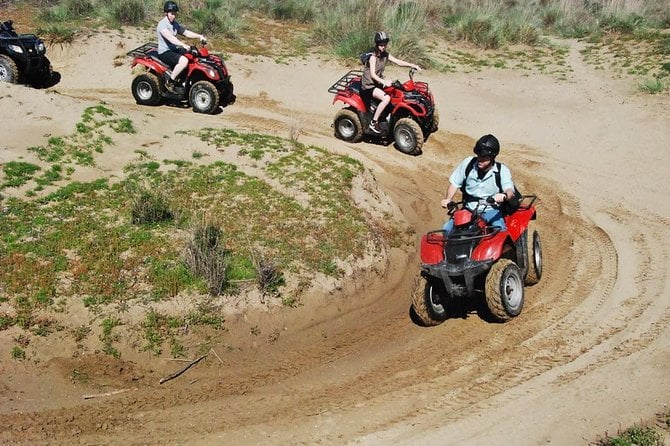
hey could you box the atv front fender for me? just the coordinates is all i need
[504,207,536,241]
[391,102,428,119]
[471,232,508,262]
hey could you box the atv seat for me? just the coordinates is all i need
[349,80,361,95]
[146,50,171,68]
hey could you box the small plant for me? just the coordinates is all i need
[254,254,285,296]
[129,186,174,225]
[597,424,664,446]
[1,161,40,188]
[184,223,231,296]
[288,119,303,144]
[638,77,668,94]
[71,325,91,343]
[70,369,89,384]
[11,346,26,360]
[0,313,14,330]
[100,317,121,358]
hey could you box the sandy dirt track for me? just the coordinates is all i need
[1,28,669,445]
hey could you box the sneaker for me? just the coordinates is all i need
[163,73,176,93]
[369,120,382,134]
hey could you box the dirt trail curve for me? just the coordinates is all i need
[1,31,669,445]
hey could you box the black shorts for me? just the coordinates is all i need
[157,50,182,68]
[361,87,374,106]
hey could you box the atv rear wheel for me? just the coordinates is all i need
[393,118,423,155]
[411,277,449,326]
[334,109,363,142]
[190,80,219,114]
[131,73,162,106]
[0,55,19,84]
[485,259,524,322]
[524,226,543,285]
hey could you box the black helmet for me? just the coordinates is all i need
[164,1,179,13]
[473,134,500,158]
[374,31,390,45]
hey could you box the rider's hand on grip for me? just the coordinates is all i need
[441,199,455,210]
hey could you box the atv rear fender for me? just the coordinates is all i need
[332,94,366,113]
[131,57,166,74]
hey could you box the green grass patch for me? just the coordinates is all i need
[1,105,400,356]
[1,161,41,189]
[596,424,664,446]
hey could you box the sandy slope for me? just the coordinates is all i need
[1,29,669,445]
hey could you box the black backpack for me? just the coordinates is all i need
[462,157,522,215]
[359,49,373,66]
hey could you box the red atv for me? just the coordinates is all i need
[127,41,235,114]
[328,68,438,156]
[412,196,542,325]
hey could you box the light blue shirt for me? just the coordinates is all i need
[157,16,185,54]
[449,156,514,211]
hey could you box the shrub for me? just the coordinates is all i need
[129,187,174,225]
[65,0,94,17]
[253,253,285,296]
[184,223,230,296]
[108,0,146,25]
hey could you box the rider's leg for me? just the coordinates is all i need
[442,219,455,234]
[369,87,390,133]
[371,87,390,122]
[482,209,506,231]
[170,55,188,81]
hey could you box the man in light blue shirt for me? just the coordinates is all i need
[156,1,206,92]
[441,134,516,233]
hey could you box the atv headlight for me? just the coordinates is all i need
[9,44,23,53]
[207,68,217,79]
[37,42,45,53]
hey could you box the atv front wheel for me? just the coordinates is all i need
[411,277,449,326]
[334,109,363,142]
[429,107,440,134]
[190,80,220,114]
[485,259,524,322]
[393,118,423,155]
[0,55,19,84]
[131,73,162,106]
[524,226,543,285]
[219,81,235,106]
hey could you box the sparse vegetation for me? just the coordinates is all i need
[0,104,397,358]
[5,0,668,89]
[595,422,667,446]
[10,346,26,360]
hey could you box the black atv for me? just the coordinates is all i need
[0,20,55,87]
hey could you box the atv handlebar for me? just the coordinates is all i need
[444,197,496,216]
[391,79,405,91]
